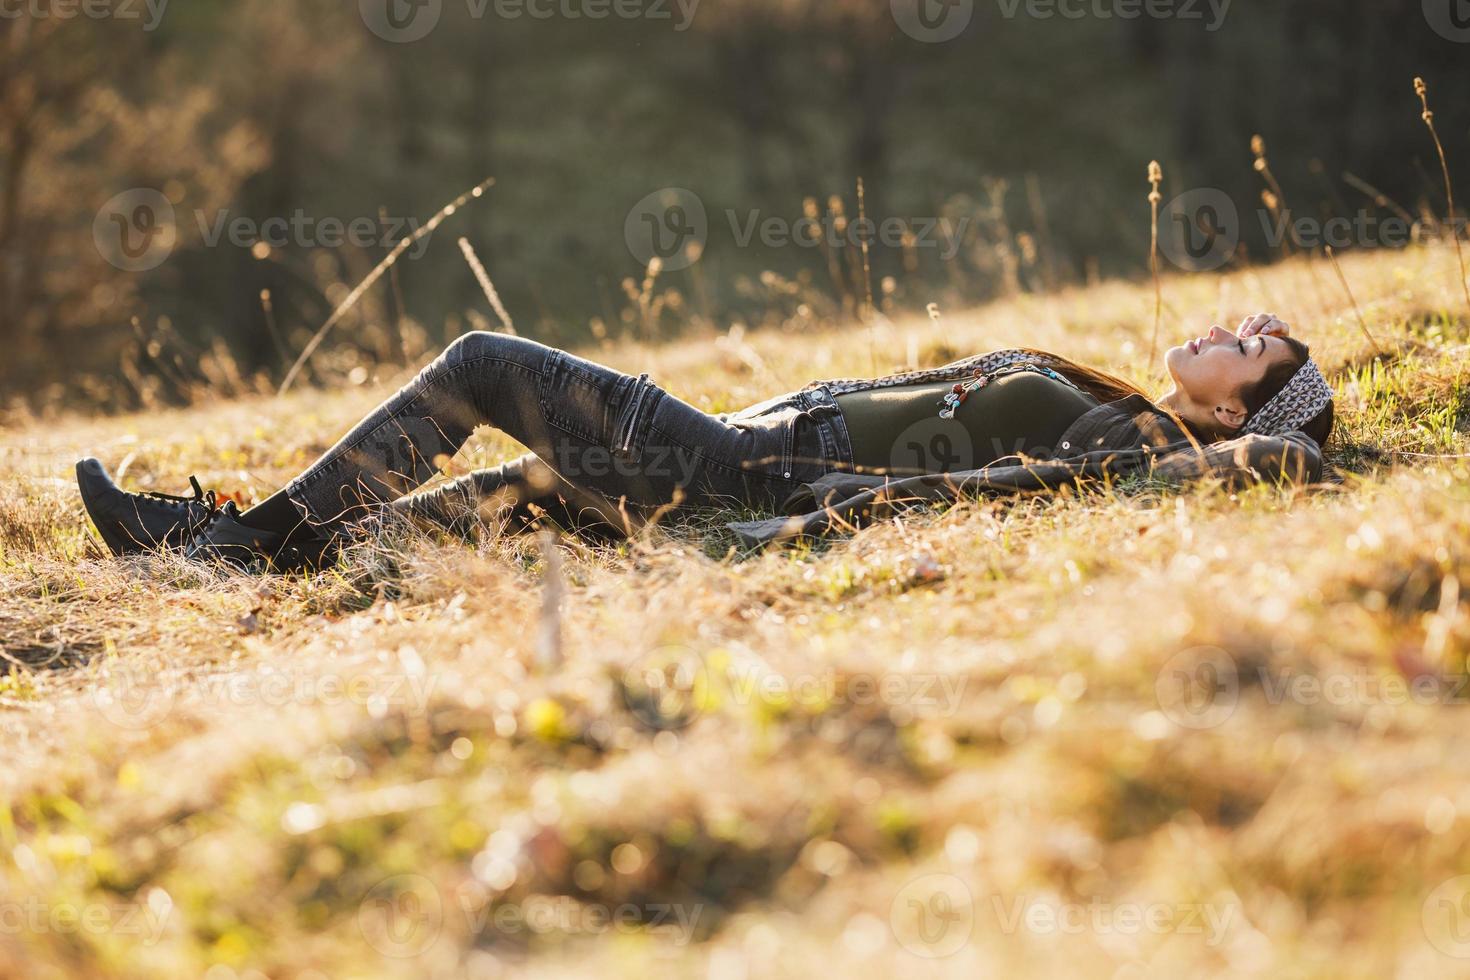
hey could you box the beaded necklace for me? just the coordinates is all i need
[937,362,1082,420]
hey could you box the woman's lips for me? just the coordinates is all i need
[1188,339,1201,355]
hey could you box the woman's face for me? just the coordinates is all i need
[1164,325,1296,431]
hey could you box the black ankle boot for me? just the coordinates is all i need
[184,501,333,573]
[76,458,216,556]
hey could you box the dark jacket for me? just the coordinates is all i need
[727,393,1325,547]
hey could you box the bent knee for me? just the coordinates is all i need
[445,330,512,360]
[443,331,547,368]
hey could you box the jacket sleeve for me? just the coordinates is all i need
[729,452,1152,547]
[1148,431,1323,486]
[727,433,1324,548]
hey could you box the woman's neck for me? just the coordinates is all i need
[1155,388,1220,443]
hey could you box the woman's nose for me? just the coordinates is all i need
[1207,324,1229,343]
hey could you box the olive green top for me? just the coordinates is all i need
[835,371,1100,476]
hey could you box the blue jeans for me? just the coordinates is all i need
[283,332,855,537]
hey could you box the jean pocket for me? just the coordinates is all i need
[725,406,801,481]
[730,391,805,421]
[539,351,620,445]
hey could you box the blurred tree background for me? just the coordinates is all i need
[0,0,1465,408]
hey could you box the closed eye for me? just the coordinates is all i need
[1237,340,1246,355]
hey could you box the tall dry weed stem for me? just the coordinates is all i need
[1414,76,1470,315]
[458,237,517,334]
[857,178,878,375]
[279,176,496,395]
[1252,134,1291,255]
[1147,160,1163,361]
[1325,245,1383,356]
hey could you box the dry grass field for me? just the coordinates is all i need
[2,245,1469,978]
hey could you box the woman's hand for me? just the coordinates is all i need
[1236,313,1291,339]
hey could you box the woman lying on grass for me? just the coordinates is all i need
[76,312,1333,567]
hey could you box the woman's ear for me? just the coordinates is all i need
[1212,399,1248,432]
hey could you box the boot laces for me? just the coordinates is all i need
[143,475,216,509]
[146,477,225,542]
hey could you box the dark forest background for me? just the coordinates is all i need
[1,0,1466,407]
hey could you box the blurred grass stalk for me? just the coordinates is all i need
[277,176,497,397]
[1414,77,1470,316]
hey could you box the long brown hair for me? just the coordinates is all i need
[1022,342,1335,448]
[1013,347,1150,405]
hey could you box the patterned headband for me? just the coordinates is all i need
[1241,358,1333,437]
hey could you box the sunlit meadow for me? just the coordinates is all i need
[1,244,1469,978]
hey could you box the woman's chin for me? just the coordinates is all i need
[1162,346,1187,374]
